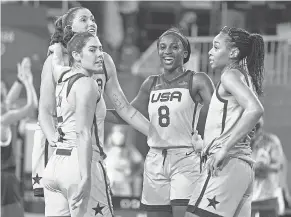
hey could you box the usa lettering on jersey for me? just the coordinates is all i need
[151,91,182,103]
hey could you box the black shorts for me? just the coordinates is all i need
[1,171,22,206]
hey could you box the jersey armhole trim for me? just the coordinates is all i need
[66,74,87,98]
[57,69,71,84]
[188,70,198,103]
[149,75,158,92]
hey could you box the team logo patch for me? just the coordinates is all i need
[178,80,188,86]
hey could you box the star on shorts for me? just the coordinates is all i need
[32,173,42,185]
[207,196,220,209]
[92,203,105,216]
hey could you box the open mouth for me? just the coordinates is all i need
[95,59,103,65]
[88,29,96,34]
[163,57,174,65]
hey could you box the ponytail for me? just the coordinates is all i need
[247,34,265,96]
[220,26,265,96]
[49,16,65,47]
[63,25,75,47]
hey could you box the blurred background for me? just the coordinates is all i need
[1,1,291,217]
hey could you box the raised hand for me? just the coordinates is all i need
[17,57,33,83]
[48,42,63,54]
[50,43,71,76]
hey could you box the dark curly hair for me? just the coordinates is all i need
[220,26,265,96]
[49,7,84,48]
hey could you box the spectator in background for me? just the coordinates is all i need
[179,11,198,37]
[279,153,291,212]
[119,27,141,72]
[251,118,289,216]
[118,0,139,34]
[1,81,8,100]
[4,58,38,111]
[105,125,144,197]
[103,1,124,67]
[1,57,38,217]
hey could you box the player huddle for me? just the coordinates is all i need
[34,6,265,217]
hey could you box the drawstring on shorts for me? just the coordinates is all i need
[162,149,167,166]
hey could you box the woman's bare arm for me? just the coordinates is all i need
[104,53,150,136]
[1,60,35,126]
[220,69,264,151]
[74,77,99,179]
[38,55,58,144]
[105,76,154,124]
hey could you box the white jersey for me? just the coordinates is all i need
[92,69,107,151]
[55,69,107,153]
[203,67,255,160]
[147,70,203,148]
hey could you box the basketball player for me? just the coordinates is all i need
[1,58,37,217]
[40,6,148,144]
[42,32,114,217]
[185,26,265,217]
[34,6,150,197]
[106,27,214,217]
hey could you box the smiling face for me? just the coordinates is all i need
[70,8,97,35]
[158,34,188,73]
[208,33,234,70]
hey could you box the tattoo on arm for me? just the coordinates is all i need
[112,93,126,110]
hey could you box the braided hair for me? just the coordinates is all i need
[50,7,84,48]
[220,26,265,96]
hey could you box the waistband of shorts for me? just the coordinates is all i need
[1,166,16,173]
[149,146,193,153]
[54,147,104,161]
[202,152,254,168]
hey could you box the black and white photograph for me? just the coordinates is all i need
[1,1,291,217]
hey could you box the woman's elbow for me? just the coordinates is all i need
[256,103,264,116]
[251,104,264,119]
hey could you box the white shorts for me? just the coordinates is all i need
[186,157,254,217]
[43,147,114,217]
[141,147,200,212]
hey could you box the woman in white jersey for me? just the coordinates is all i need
[43,32,115,217]
[106,27,214,217]
[33,6,150,197]
[186,26,265,217]
[39,6,149,149]
[1,58,37,217]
